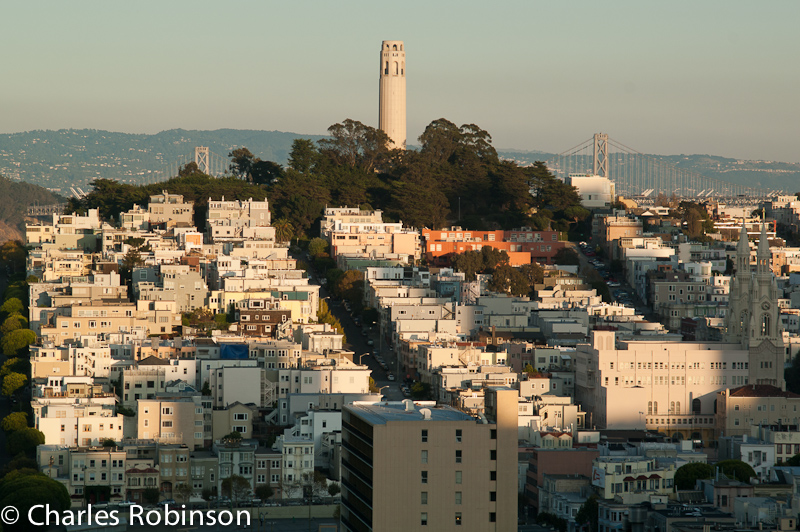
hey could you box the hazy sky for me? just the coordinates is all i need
[2,1,798,161]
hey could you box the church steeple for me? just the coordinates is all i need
[736,218,750,276]
[756,219,771,276]
[747,216,784,390]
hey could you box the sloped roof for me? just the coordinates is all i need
[728,384,800,398]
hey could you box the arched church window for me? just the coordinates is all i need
[647,401,653,415]
[653,402,658,414]
[762,314,770,336]
[676,402,681,415]
[692,398,701,414]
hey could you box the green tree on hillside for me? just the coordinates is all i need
[1,329,37,357]
[1,412,28,433]
[0,298,24,318]
[288,139,319,174]
[674,462,714,490]
[0,469,71,532]
[228,148,256,179]
[2,372,27,397]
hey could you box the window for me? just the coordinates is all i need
[421,450,428,464]
[490,513,497,523]
[421,471,428,484]
[455,471,462,484]
[421,492,427,505]
[456,429,462,443]
[455,492,462,505]
[490,450,497,460]
[421,513,427,526]
[490,491,496,502]
[490,471,496,481]
[455,450,462,463]
[421,429,428,443]
[455,512,462,526]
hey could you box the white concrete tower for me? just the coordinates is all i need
[379,40,406,149]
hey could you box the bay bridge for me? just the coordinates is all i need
[545,133,779,202]
[144,146,230,184]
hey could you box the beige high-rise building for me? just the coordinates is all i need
[341,389,517,531]
[379,40,406,149]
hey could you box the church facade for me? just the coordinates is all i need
[574,221,785,444]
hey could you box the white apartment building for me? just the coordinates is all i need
[31,342,112,379]
[35,403,124,446]
[591,456,676,505]
[285,410,342,470]
[147,191,194,225]
[274,365,371,398]
[210,366,270,408]
[206,196,274,243]
[275,435,315,499]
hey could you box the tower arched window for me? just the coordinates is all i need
[762,314,770,336]
[647,401,652,415]
[384,62,389,75]
[400,44,403,51]
[401,61,404,75]
[392,44,397,51]
[394,61,398,75]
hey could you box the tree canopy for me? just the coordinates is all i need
[674,462,714,490]
[0,469,71,532]
[7,428,45,458]
[715,459,756,483]
[1,329,37,357]
[1,412,28,433]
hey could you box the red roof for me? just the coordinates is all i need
[728,384,800,399]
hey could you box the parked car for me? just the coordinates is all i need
[366,339,374,346]
[387,374,395,381]
[118,500,135,507]
[157,499,176,506]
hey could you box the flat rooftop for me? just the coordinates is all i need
[347,401,475,425]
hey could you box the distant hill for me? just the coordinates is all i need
[1,128,798,193]
[0,129,326,191]
[0,175,64,242]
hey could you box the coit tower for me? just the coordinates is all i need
[379,40,406,149]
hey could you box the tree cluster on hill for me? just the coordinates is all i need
[62,118,587,242]
[448,247,544,298]
[675,201,715,241]
[65,172,269,229]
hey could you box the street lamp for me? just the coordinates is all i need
[356,353,370,365]
[378,385,389,398]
